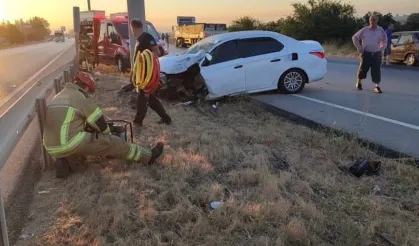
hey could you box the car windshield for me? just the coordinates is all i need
[146,23,161,41]
[114,22,160,41]
[185,39,218,55]
[115,22,129,39]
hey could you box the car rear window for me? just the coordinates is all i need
[238,37,284,58]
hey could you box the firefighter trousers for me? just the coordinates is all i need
[134,90,171,125]
[66,132,152,164]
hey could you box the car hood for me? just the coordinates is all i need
[159,50,206,74]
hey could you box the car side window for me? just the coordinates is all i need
[208,40,240,65]
[107,24,120,45]
[397,35,410,45]
[238,37,284,58]
[99,22,107,42]
[391,34,400,45]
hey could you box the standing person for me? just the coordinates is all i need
[384,24,394,65]
[165,33,170,47]
[352,15,387,94]
[130,19,172,126]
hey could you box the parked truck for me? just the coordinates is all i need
[54,30,65,42]
[173,16,227,47]
[77,10,168,73]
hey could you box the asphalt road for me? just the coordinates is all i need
[255,57,419,158]
[0,40,75,102]
[167,46,419,157]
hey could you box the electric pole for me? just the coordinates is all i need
[126,0,146,67]
[87,0,91,10]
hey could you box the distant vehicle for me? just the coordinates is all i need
[97,14,168,73]
[390,31,419,66]
[159,31,327,99]
[54,30,65,42]
[173,16,227,47]
[78,11,168,73]
[177,16,196,26]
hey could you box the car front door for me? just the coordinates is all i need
[237,37,287,93]
[105,23,121,64]
[392,34,410,61]
[200,40,245,98]
[97,22,107,64]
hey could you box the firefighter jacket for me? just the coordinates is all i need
[43,83,110,158]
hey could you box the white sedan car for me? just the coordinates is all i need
[159,30,327,100]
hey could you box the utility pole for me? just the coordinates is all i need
[73,7,80,70]
[126,0,146,68]
[87,0,91,11]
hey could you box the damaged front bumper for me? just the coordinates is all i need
[157,50,209,102]
[157,63,208,102]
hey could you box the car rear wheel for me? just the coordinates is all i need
[117,56,127,73]
[176,38,184,48]
[405,53,417,66]
[278,69,306,94]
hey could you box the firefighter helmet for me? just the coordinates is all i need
[74,72,96,94]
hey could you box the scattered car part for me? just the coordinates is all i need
[349,159,381,177]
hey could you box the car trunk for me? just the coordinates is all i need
[298,40,325,53]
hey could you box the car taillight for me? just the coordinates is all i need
[310,51,325,59]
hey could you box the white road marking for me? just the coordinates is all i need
[0,44,74,107]
[292,94,419,131]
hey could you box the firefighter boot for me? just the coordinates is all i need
[148,142,164,164]
[55,158,71,179]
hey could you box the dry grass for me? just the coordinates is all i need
[16,67,419,246]
[323,41,359,58]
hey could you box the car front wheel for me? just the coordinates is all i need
[278,69,306,94]
[117,56,127,73]
[405,53,417,66]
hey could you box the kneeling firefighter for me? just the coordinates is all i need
[43,72,164,178]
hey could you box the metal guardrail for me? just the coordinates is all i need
[0,57,78,246]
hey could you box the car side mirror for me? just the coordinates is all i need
[205,53,213,61]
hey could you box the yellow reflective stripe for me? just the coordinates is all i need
[60,107,76,144]
[103,126,110,134]
[46,132,87,154]
[126,144,136,160]
[133,146,142,161]
[144,50,154,87]
[86,108,102,125]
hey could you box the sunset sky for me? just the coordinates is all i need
[0,0,417,32]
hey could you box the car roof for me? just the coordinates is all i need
[393,31,419,35]
[206,30,296,43]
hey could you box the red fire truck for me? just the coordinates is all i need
[78,11,168,73]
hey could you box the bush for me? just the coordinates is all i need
[228,0,417,44]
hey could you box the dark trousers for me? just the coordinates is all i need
[357,51,382,84]
[134,90,170,125]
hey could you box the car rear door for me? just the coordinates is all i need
[393,34,410,61]
[200,40,245,98]
[237,37,287,93]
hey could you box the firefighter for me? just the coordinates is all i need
[43,72,164,178]
[120,19,171,127]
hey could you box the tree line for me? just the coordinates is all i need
[0,17,50,45]
[228,0,419,44]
